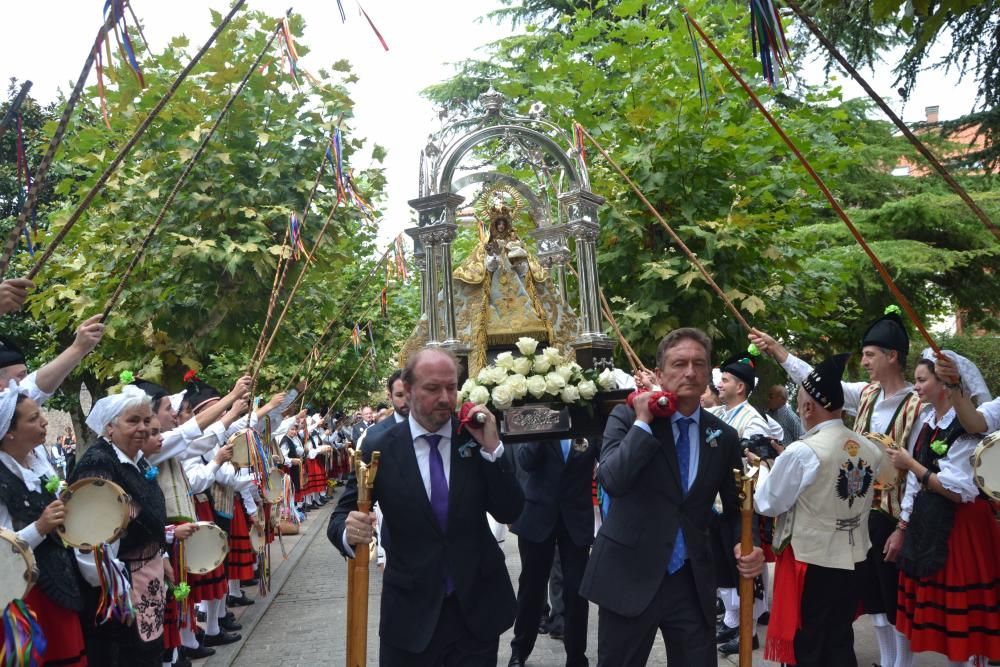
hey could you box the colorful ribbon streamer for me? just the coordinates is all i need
[749,0,790,87]
[685,15,710,108]
[94,544,136,626]
[1,599,47,667]
[357,2,389,52]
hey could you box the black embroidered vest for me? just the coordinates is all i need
[0,462,84,611]
[71,438,167,568]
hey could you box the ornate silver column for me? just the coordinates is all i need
[530,225,573,306]
[407,192,466,348]
[560,189,614,369]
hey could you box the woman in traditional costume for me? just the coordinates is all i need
[886,350,1000,665]
[0,382,88,666]
[72,385,167,666]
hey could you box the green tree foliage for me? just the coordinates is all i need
[426,0,998,370]
[3,10,418,417]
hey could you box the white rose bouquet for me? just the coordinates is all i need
[456,337,619,411]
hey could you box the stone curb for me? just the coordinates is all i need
[203,496,337,667]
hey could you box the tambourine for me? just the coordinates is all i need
[862,431,902,489]
[227,429,253,469]
[0,528,37,609]
[249,523,265,554]
[59,477,131,549]
[973,431,1000,502]
[262,468,285,504]
[183,522,229,574]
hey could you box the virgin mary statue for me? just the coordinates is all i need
[401,186,579,375]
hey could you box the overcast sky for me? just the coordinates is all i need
[2,1,979,246]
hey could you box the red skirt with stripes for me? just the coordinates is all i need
[24,586,88,666]
[226,498,256,581]
[305,457,327,494]
[896,497,1000,661]
[189,497,227,602]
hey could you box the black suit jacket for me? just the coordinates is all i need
[328,418,524,654]
[510,437,599,547]
[579,404,742,624]
[357,415,399,446]
[350,421,370,444]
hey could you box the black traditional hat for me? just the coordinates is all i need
[181,371,221,413]
[132,379,169,403]
[0,337,26,370]
[802,353,850,411]
[720,354,757,392]
[861,306,908,354]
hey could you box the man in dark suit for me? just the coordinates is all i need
[508,435,599,667]
[350,404,374,444]
[358,370,409,447]
[579,327,765,666]
[329,347,524,666]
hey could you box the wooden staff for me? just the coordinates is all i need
[2,0,247,280]
[783,0,1000,242]
[733,465,759,667]
[682,10,941,354]
[0,11,117,279]
[99,16,283,321]
[346,449,380,667]
[575,123,754,335]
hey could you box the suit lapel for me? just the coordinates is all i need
[446,421,470,528]
[395,423,442,536]
[692,409,717,496]
[652,417,683,493]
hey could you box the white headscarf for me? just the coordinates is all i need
[0,379,28,440]
[86,384,151,436]
[921,348,992,406]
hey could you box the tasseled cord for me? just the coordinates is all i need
[94,544,135,625]
[1,599,47,667]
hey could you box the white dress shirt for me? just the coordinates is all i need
[979,396,1000,433]
[633,408,701,487]
[18,371,53,406]
[147,416,203,465]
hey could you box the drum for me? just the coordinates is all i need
[249,523,265,553]
[59,477,131,549]
[0,528,37,608]
[183,522,229,574]
[973,431,1000,501]
[262,468,285,504]
[211,483,235,518]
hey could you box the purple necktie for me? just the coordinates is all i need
[424,433,454,594]
[424,434,448,532]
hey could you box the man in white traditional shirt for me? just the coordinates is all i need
[750,308,923,667]
[754,353,882,667]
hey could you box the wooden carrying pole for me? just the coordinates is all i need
[734,466,759,667]
[346,450,380,667]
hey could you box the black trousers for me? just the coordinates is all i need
[597,563,715,667]
[379,596,498,667]
[792,564,860,667]
[861,510,899,624]
[510,517,590,666]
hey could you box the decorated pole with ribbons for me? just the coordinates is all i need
[0,80,32,139]
[99,12,286,322]
[782,0,1000,242]
[681,8,941,354]
[0,8,119,278]
[1,0,248,282]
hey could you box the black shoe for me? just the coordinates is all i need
[227,593,255,607]
[220,615,243,631]
[716,597,724,617]
[174,657,193,667]
[719,633,758,655]
[240,578,259,588]
[181,645,215,659]
[548,624,564,640]
[203,631,241,647]
[757,611,770,625]
[716,623,739,644]
[196,610,206,622]
[508,656,525,667]
[538,618,550,635]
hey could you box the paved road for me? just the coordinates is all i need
[221,500,950,666]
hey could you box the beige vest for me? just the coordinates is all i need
[774,423,882,570]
